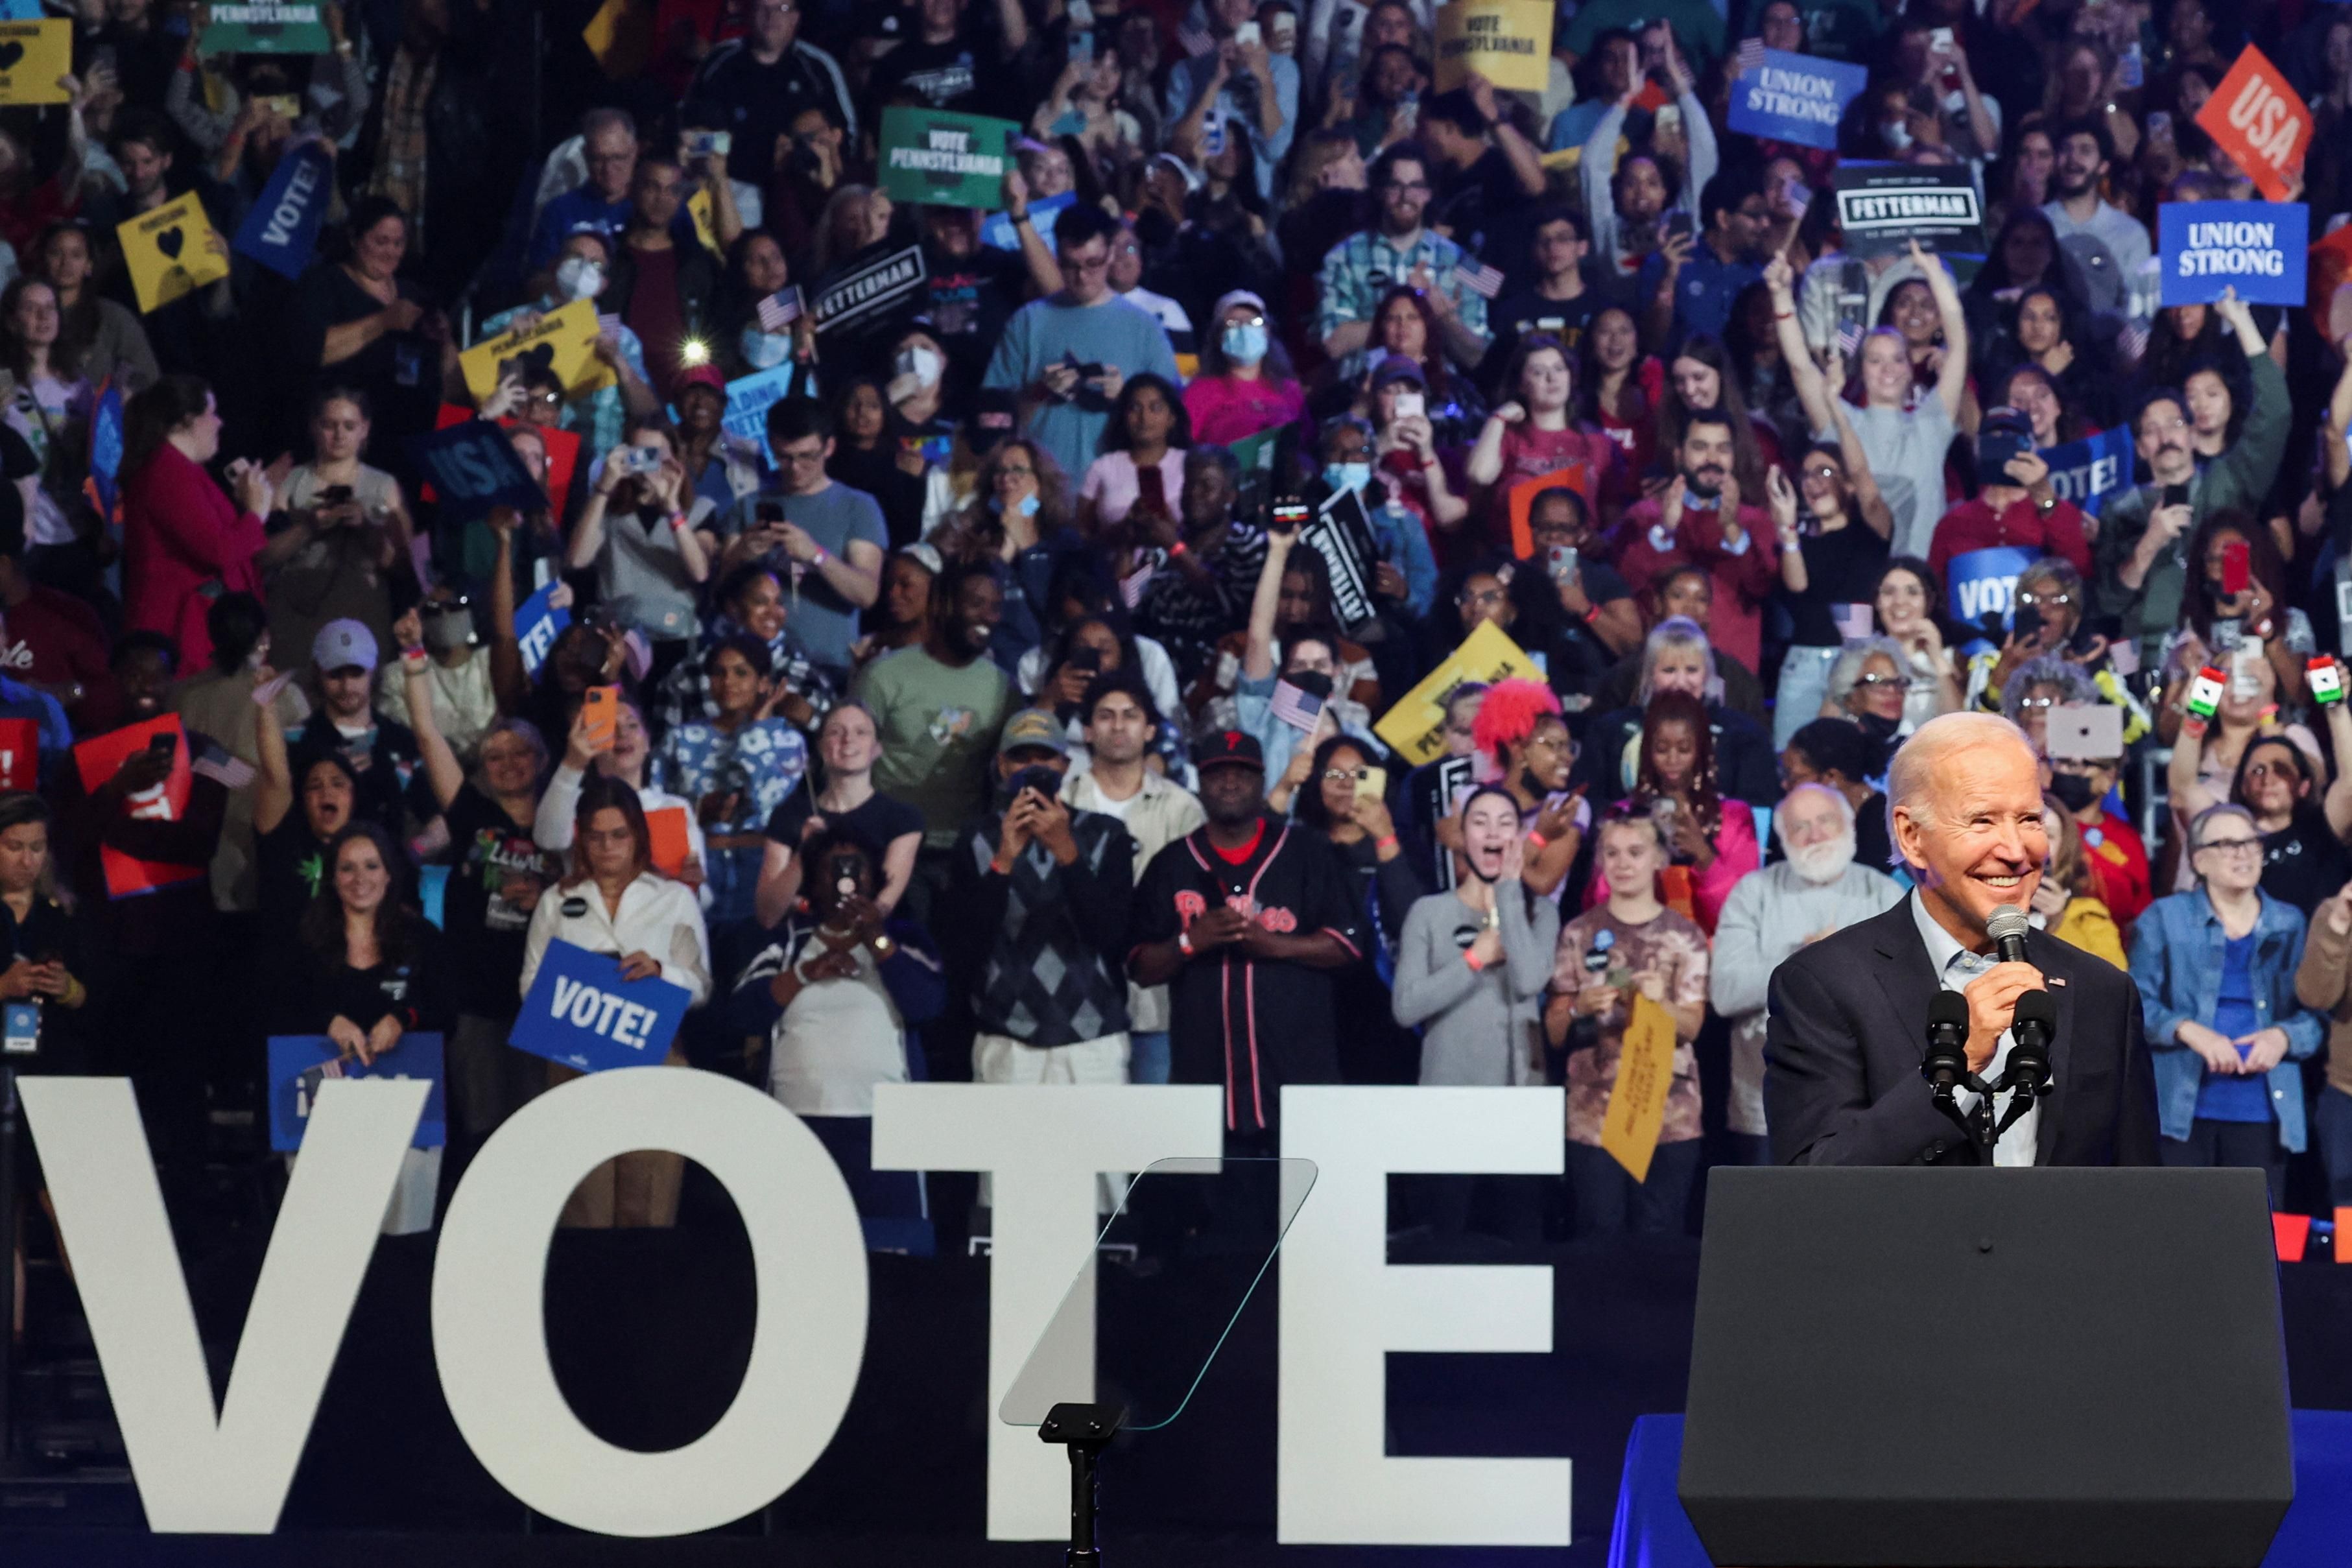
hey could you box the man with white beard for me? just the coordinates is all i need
[1710,783,1904,1163]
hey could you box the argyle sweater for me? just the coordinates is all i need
[944,808,1135,1046]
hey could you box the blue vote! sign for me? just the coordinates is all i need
[233,141,335,279]
[2039,425,2135,517]
[512,580,571,678]
[510,940,692,1073]
[2159,201,2308,305]
[1946,544,2041,640]
[1728,49,1869,152]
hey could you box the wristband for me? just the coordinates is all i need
[811,545,830,567]
[1582,602,1602,624]
[400,645,427,665]
[1374,834,1398,851]
[1464,949,1486,972]
[1178,929,1195,957]
[668,512,691,532]
[1168,540,1189,558]
[1526,831,1548,850]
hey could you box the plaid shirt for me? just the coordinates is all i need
[656,619,839,737]
[1313,227,1491,348]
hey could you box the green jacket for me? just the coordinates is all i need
[2094,349,2288,663]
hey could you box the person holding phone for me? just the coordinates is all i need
[1294,730,1425,1082]
[943,710,1137,1134]
[2173,511,2315,717]
[1924,405,2091,590]
[731,829,943,1228]
[2097,291,2286,672]
[567,420,719,682]
[1769,439,1892,749]
[1587,688,1757,935]
[258,388,412,673]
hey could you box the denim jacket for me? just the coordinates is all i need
[2128,888,2327,1150]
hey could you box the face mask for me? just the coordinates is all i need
[1855,711,1902,746]
[1880,119,1914,152]
[422,611,473,654]
[1222,322,1268,363]
[554,257,605,302]
[1323,460,1372,493]
[740,322,789,368]
[895,346,944,387]
[990,492,1042,517]
[2049,771,2098,812]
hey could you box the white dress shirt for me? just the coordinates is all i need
[1910,892,2039,1167]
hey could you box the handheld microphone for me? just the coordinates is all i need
[1986,903,2032,967]
[1922,988,1971,1091]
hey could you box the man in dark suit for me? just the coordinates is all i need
[1764,711,2160,1166]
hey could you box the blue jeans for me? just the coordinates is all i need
[1774,643,1841,751]
[2314,1086,2352,1206]
[1129,1030,1170,1085]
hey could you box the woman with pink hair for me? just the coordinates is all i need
[1469,678,1586,900]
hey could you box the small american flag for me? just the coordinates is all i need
[193,752,255,790]
[1269,680,1325,733]
[757,287,803,333]
[1736,36,1764,76]
[1835,320,1863,357]
[1120,565,1154,609]
[1456,261,1504,300]
[1177,19,1213,55]
[2117,320,2151,364]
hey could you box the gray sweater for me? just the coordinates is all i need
[1392,883,1560,1087]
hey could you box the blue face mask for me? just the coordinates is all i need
[1324,460,1372,493]
[990,492,1043,517]
[740,322,789,370]
[1222,322,1268,363]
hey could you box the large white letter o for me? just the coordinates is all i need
[431,1067,867,1535]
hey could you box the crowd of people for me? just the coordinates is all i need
[3,0,2352,1254]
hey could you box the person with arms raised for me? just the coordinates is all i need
[1765,711,2159,1166]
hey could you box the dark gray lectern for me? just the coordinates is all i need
[1680,1168,2293,1567]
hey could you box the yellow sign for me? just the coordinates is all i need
[458,298,613,403]
[117,194,230,314]
[1433,0,1552,94]
[687,187,722,255]
[0,21,73,106]
[1372,619,1543,766]
[580,0,650,78]
[1600,992,1675,1182]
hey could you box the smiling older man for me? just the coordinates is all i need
[1762,711,2159,1167]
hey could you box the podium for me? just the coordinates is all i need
[1678,1168,2294,1567]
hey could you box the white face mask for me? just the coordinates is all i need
[894,345,944,388]
[554,256,606,302]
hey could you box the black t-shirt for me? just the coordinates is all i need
[921,241,1029,404]
[287,713,438,838]
[1432,146,1538,287]
[765,789,924,862]
[256,814,333,945]
[1785,521,1893,648]
[2262,816,2351,918]
[1479,284,1602,386]
[442,783,560,1017]
[868,36,986,114]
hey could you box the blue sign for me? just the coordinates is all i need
[2159,201,2309,306]
[1946,544,2041,638]
[406,419,546,522]
[513,579,571,678]
[509,939,693,1073]
[722,363,800,468]
[266,1032,446,1153]
[1727,49,1868,152]
[982,190,1076,255]
[232,141,334,280]
[2040,425,2135,518]
[85,379,122,523]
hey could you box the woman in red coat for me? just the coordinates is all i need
[122,375,271,669]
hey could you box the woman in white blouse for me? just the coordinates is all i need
[520,775,713,1228]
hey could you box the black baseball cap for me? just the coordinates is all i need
[1194,730,1265,772]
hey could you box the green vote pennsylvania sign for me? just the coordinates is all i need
[200,1,332,56]
[877,106,1022,209]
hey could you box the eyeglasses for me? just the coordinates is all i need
[2195,837,2264,857]
[2014,695,2059,709]
[2015,590,2072,608]
[1060,252,1112,272]
[525,390,562,407]
[1803,463,1844,481]
[1853,672,1906,688]
[1456,588,1505,607]
[997,465,1036,479]
[1524,733,1570,753]
[1380,180,1431,194]
[2245,759,2299,779]
[1322,767,1368,783]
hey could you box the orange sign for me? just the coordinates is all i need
[2196,45,2310,202]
